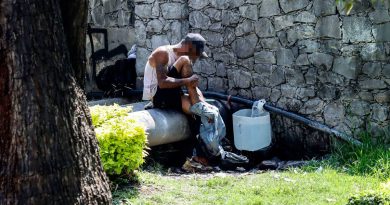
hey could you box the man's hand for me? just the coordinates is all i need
[187,74,199,87]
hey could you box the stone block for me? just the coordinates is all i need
[232,34,258,59]
[193,59,216,75]
[146,19,164,33]
[235,20,254,37]
[333,56,359,79]
[168,21,184,44]
[313,0,336,16]
[254,51,276,64]
[315,15,341,39]
[308,52,334,70]
[204,8,221,21]
[360,79,387,90]
[233,70,252,88]
[151,35,170,50]
[260,38,280,50]
[210,0,230,9]
[189,11,211,29]
[342,17,373,43]
[216,63,227,77]
[285,68,305,85]
[252,73,269,87]
[369,10,390,24]
[373,22,390,41]
[297,87,315,99]
[280,0,309,13]
[254,63,273,75]
[189,0,209,10]
[152,1,160,17]
[259,0,280,17]
[276,48,295,66]
[239,5,258,20]
[281,84,298,98]
[318,85,337,100]
[252,86,272,99]
[371,104,388,122]
[135,47,151,77]
[202,31,223,47]
[274,15,294,31]
[135,20,146,46]
[298,40,320,53]
[349,100,370,116]
[208,77,227,92]
[213,48,236,64]
[223,27,236,46]
[300,98,325,114]
[304,68,317,85]
[161,3,187,19]
[359,91,374,101]
[255,18,275,37]
[237,57,255,70]
[135,4,152,19]
[269,66,286,86]
[295,54,310,66]
[362,62,382,77]
[361,43,387,61]
[295,11,317,23]
[383,64,390,77]
[221,10,240,25]
[374,91,390,103]
[324,103,345,127]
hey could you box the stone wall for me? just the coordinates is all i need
[86,0,390,156]
[86,0,136,91]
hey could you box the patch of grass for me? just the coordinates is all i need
[113,169,381,205]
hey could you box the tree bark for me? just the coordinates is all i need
[0,0,111,204]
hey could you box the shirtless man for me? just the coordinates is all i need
[142,33,207,114]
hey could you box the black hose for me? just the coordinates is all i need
[201,91,362,146]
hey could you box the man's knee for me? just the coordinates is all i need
[174,56,193,77]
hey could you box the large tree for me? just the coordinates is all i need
[0,0,111,204]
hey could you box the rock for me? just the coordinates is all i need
[374,91,390,103]
[274,15,294,31]
[169,21,184,44]
[359,91,374,101]
[151,35,170,50]
[135,4,152,19]
[383,64,390,77]
[193,59,216,75]
[361,43,387,61]
[210,0,231,9]
[254,51,276,64]
[234,70,252,88]
[304,68,317,85]
[208,77,227,92]
[276,48,295,66]
[279,0,309,13]
[221,10,240,25]
[260,38,280,50]
[161,3,187,19]
[189,0,209,10]
[301,98,325,114]
[270,89,282,102]
[308,53,334,70]
[285,68,305,85]
[204,8,221,21]
[297,87,315,99]
[369,10,390,24]
[254,63,273,75]
[213,48,236,64]
[324,103,345,127]
[189,11,211,29]
[337,0,371,15]
[216,63,227,77]
[360,79,387,90]
[232,34,258,59]
[333,56,359,79]
[239,5,258,20]
[209,22,223,32]
[231,0,245,7]
[135,20,146,46]
[288,25,315,43]
[146,19,164,33]
[295,11,317,23]
[252,86,272,99]
[259,0,280,17]
[223,27,236,46]
[152,1,160,17]
[255,18,275,37]
[237,57,255,70]
[298,40,320,53]
[362,62,382,77]
[342,17,373,43]
[373,22,390,41]
[318,85,337,100]
[269,66,286,86]
[371,104,388,122]
[349,100,371,116]
[235,20,254,36]
[315,15,341,39]
[135,47,151,76]
[313,0,336,16]
[202,31,223,47]
[295,54,310,66]
[252,73,269,87]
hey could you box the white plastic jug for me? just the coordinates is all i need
[233,99,272,151]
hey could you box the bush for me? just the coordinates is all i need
[90,104,148,176]
[347,181,390,205]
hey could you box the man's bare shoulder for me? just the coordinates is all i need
[149,46,169,67]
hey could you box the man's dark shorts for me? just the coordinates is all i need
[152,65,183,111]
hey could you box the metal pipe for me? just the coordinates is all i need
[201,91,362,146]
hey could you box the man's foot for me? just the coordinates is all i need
[144,101,154,110]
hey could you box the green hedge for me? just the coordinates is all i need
[90,104,148,176]
[347,181,390,205]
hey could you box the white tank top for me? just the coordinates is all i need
[142,45,177,100]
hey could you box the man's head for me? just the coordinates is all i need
[180,33,208,62]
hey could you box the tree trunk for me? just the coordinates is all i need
[0,0,112,204]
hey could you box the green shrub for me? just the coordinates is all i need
[90,104,148,176]
[347,181,390,205]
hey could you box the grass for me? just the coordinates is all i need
[112,129,390,205]
[113,168,382,205]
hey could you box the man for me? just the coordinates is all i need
[142,33,207,114]
[143,33,248,166]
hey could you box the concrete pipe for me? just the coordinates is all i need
[128,108,192,147]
